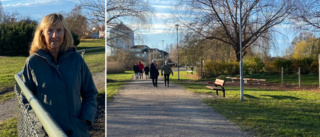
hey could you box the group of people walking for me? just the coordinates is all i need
[133,60,173,87]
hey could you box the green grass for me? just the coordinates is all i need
[171,70,320,136]
[78,39,105,49]
[84,51,105,74]
[0,56,27,89]
[0,92,15,102]
[0,117,17,137]
[0,56,27,102]
[242,73,319,86]
[107,71,134,102]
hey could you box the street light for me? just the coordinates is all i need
[175,24,180,80]
[239,0,244,101]
[162,40,164,66]
[144,51,147,64]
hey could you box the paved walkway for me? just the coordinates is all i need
[107,77,248,137]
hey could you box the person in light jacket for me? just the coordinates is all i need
[161,60,173,87]
[22,13,97,137]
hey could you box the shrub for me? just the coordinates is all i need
[271,58,293,74]
[244,56,264,74]
[292,58,314,74]
[107,61,125,74]
[264,61,279,74]
[0,20,37,56]
[203,60,239,78]
[71,31,80,47]
[309,60,318,74]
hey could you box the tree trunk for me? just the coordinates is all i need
[235,43,241,62]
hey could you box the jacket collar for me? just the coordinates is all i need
[35,48,76,64]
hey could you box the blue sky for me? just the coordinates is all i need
[1,0,80,22]
[1,0,308,57]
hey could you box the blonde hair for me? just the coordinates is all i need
[29,13,74,55]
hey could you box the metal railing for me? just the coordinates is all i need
[76,47,105,58]
[15,71,67,137]
[14,47,104,136]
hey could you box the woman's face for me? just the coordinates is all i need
[43,22,64,50]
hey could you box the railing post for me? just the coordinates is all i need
[81,49,85,58]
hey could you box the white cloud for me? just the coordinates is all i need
[3,0,60,8]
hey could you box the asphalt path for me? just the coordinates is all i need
[107,76,248,137]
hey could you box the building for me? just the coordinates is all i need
[131,45,168,64]
[108,23,134,50]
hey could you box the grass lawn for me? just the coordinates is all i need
[0,117,17,137]
[77,39,105,50]
[0,56,27,89]
[171,70,320,136]
[243,73,319,86]
[107,71,134,102]
[84,51,105,74]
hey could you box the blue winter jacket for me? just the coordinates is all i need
[22,48,98,137]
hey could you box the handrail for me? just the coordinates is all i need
[76,47,105,52]
[76,47,105,58]
[15,70,67,137]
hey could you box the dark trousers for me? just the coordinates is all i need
[152,78,158,87]
[164,74,170,86]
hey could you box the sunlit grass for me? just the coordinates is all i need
[0,117,17,137]
[78,39,105,49]
[84,51,105,74]
[107,71,134,102]
[170,70,320,136]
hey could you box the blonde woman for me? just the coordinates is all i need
[22,13,97,137]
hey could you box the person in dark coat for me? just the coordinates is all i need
[144,65,150,79]
[133,63,139,80]
[22,13,97,137]
[150,59,159,87]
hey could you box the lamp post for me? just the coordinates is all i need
[144,51,147,64]
[162,40,164,66]
[176,24,180,80]
[239,0,244,101]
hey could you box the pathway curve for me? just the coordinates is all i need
[107,77,248,137]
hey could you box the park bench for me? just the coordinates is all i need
[186,70,193,74]
[206,79,226,97]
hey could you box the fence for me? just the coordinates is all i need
[14,47,105,137]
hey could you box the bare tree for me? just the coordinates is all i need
[106,0,153,25]
[80,0,104,26]
[292,0,320,30]
[106,0,154,45]
[172,0,295,62]
[65,5,89,38]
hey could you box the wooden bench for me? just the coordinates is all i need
[186,70,193,74]
[206,79,226,97]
